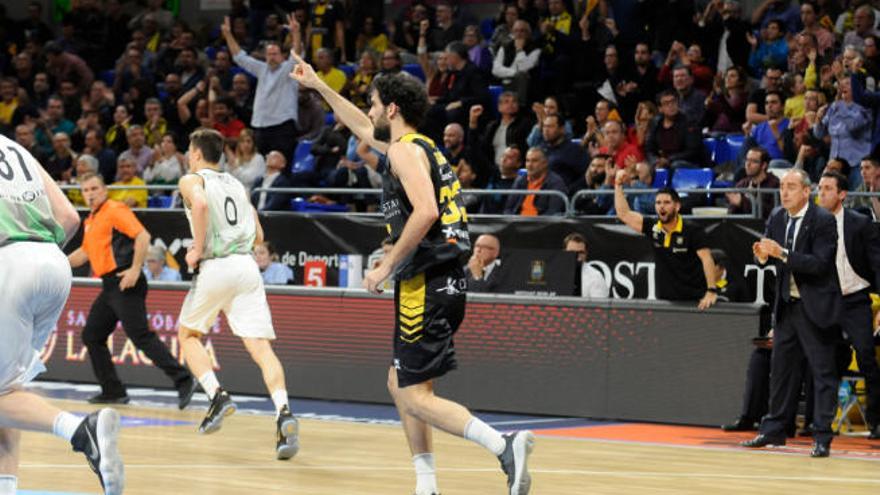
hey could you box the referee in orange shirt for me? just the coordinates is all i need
[67,172,196,406]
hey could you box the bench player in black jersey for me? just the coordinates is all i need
[289,51,534,495]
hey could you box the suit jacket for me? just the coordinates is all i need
[251,173,293,211]
[842,207,880,292]
[763,203,842,329]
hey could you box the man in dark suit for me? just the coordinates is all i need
[251,150,293,211]
[817,170,880,439]
[743,168,843,457]
[503,147,568,216]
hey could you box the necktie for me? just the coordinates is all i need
[781,215,799,301]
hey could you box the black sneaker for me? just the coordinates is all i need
[275,405,300,460]
[71,408,125,495]
[87,393,130,405]
[198,388,236,434]
[498,431,535,495]
[176,377,199,410]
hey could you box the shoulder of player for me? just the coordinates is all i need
[387,141,429,174]
[178,172,205,189]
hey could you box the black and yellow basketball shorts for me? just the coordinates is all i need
[393,263,466,387]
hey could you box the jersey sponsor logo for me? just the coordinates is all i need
[436,276,465,295]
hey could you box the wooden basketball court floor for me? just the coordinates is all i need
[14,382,880,495]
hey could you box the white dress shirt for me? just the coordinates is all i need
[834,208,871,296]
[581,263,610,299]
[785,202,809,299]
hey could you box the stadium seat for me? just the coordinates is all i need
[290,198,348,212]
[703,137,718,164]
[291,154,315,175]
[325,112,335,126]
[148,195,174,208]
[293,139,313,164]
[205,46,217,61]
[480,18,495,40]
[571,138,582,146]
[402,63,425,82]
[338,64,356,80]
[714,134,745,166]
[488,85,503,116]
[671,168,714,204]
[99,69,115,86]
[652,168,669,188]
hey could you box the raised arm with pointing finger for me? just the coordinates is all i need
[288,50,389,154]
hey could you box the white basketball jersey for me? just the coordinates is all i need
[185,169,256,259]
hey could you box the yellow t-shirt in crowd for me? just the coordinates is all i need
[109,177,148,208]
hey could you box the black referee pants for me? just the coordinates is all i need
[82,273,190,396]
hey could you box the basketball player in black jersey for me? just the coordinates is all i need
[290,51,534,495]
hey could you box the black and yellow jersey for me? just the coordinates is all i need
[380,133,471,280]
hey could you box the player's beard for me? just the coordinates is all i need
[373,114,391,142]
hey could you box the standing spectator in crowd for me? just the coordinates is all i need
[480,146,523,214]
[848,156,880,219]
[307,0,347,63]
[466,234,502,293]
[426,41,489,142]
[744,169,842,458]
[746,66,785,124]
[226,129,266,192]
[417,22,451,103]
[314,48,347,97]
[252,150,293,212]
[563,233,609,299]
[143,246,181,282]
[751,0,802,32]
[670,65,708,126]
[748,20,789,78]
[542,114,588,185]
[645,91,704,170]
[12,53,37,98]
[119,125,153,175]
[601,120,643,169]
[47,132,76,182]
[843,5,879,52]
[467,95,531,187]
[813,77,872,187]
[442,123,469,169]
[749,91,790,163]
[109,156,147,209]
[817,171,880,439]
[14,124,47,167]
[631,42,660,105]
[144,133,184,186]
[44,42,94,94]
[614,169,718,308]
[697,0,751,74]
[67,172,194,405]
[800,1,834,56]
[254,241,293,285]
[704,66,749,133]
[727,147,780,218]
[142,98,167,148]
[489,3,520,53]
[222,15,301,162]
[492,20,540,104]
[85,129,118,184]
[105,105,131,155]
[211,97,245,140]
[851,57,880,151]
[504,147,568,216]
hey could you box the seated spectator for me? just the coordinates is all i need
[252,150,293,212]
[746,66,784,124]
[813,77,872,187]
[109,156,147,208]
[491,20,540,103]
[118,125,154,175]
[563,233,609,299]
[66,154,100,207]
[296,89,326,142]
[144,133,185,185]
[212,97,246,140]
[442,123,469,169]
[726,147,780,218]
[570,154,613,215]
[47,132,75,181]
[143,246,181,282]
[378,48,407,78]
[418,32,451,104]
[84,129,118,184]
[305,121,348,186]
[226,128,265,192]
[659,42,714,95]
[542,114,588,185]
[627,101,657,152]
[704,66,749,133]
[463,25,492,74]
[579,99,613,151]
[848,157,880,219]
[105,105,132,155]
[783,73,807,120]
[630,42,661,106]
[345,50,378,111]
[504,147,567,216]
[112,46,154,100]
[230,73,254,125]
[14,124,48,166]
[0,78,20,130]
[645,91,704,170]
[355,16,389,57]
[254,241,293,285]
[466,94,531,188]
[429,1,465,52]
[489,3,519,53]
[315,48,348,98]
[142,98,167,148]
[527,96,574,148]
[480,145,523,214]
[212,50,236,92]
[456,159,481,212]
[466,233,502,293]
[601,120,643,169]
[747,20,789,77]
[671,65,708,126]
[748,91,790,163]
[35,95,76,156]
[425,41,489,141]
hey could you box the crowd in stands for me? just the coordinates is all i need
[0,0,879,217]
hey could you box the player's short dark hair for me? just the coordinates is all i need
[821,171,849,192]
[657,187,681,203]
[189,128,224,163]
[371,73,429,128]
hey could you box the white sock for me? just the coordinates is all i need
[0,475,17,495]
[271,389,289,417]
[52,411,82,442]
[198,371,220,399]
[413,453,438,495]
[463,417,506,456]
